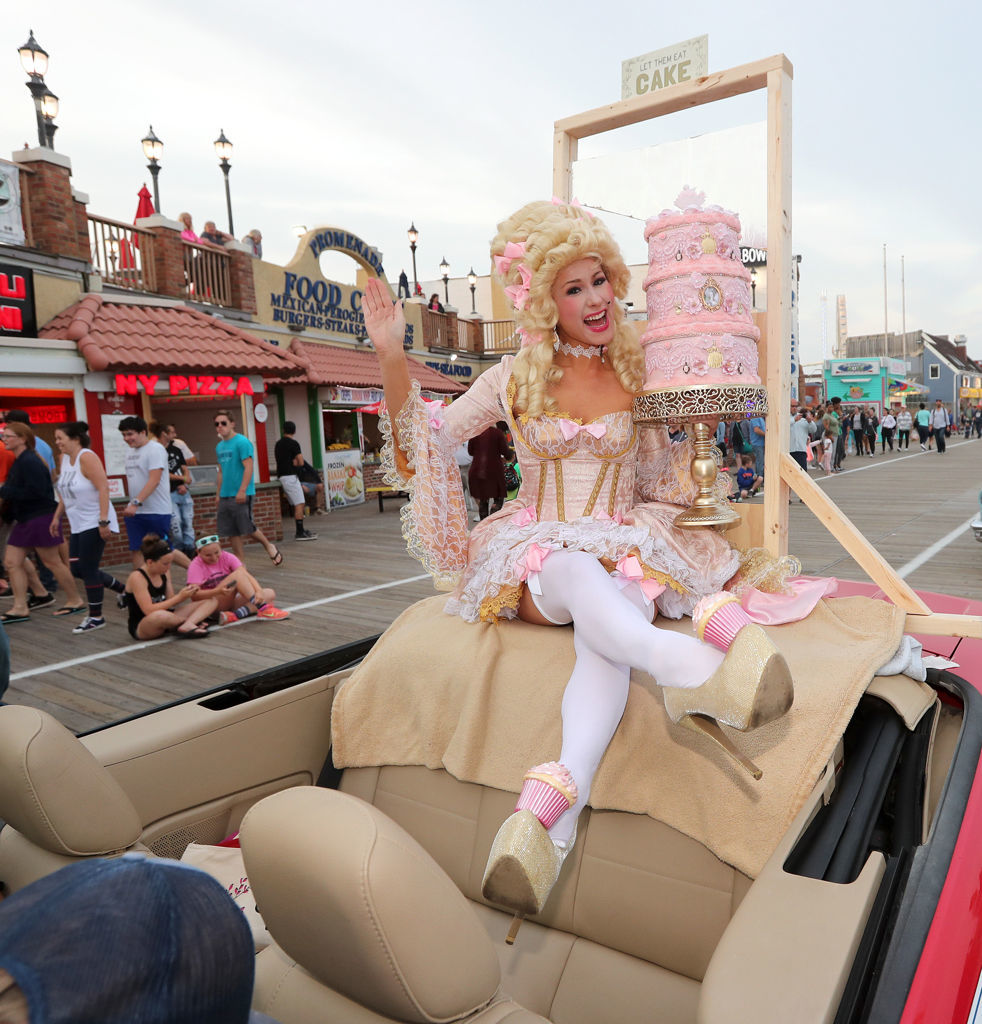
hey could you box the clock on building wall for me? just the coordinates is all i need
[0,160,25,245]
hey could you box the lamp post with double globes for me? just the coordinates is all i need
[440,257,450,306]
[39,85,58,148]
[141,126,164,214]
[214,129,234,236]
[467,267,477,315]
[17,30,53,149]
[408,223,419,297]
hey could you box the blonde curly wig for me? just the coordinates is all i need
[491,200,644,417]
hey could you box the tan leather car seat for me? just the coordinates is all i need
[241,786,549,1024]
[0,706,144,894]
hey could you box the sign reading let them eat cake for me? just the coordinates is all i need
[621,36,709,100]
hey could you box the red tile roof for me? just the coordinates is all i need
[39,295,306,377]
[287,338,467,394]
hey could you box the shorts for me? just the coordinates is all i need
[279,475,304,507]
[217,495,256,538]
[8,512,61,550]
[124,513,173,552]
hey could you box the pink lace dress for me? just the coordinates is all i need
[383,356,740,623]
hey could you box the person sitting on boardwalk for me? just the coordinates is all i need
[124,534,218,640]
[186,535,289,624]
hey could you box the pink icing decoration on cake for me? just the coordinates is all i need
[640,189,761,391]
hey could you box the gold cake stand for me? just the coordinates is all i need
[633,384,769,530]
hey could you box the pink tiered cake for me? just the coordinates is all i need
[634,188,767,423]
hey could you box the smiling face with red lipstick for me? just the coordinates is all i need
[551,257,616,349]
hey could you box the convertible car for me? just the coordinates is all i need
[1,579,981,1024]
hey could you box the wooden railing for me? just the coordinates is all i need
[182,241,232,307]
[87,213,157,292]
[482,319,520,354]
[420,308,459,350]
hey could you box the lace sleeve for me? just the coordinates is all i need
[380,363,509,589]
[633,427,729,506]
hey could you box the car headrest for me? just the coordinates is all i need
[240,786,501,1024]
[0,706,142,856]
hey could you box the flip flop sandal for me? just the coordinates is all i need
[0,613,30,624]
[53,605,86,616]
[269,546,283,566]
[28,593,55,609]
[175,625,210,639]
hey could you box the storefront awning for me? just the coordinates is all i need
[285,338,467,395]
[888,377,929,397]
[39,294,307,377]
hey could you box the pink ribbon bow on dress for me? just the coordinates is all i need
[510,505,538,527]
[559,419,607,442]
[518,542,553,581]
[615,555,666,603]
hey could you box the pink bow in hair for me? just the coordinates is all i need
[559,419,607,442]
[518,543,552,580]
[550,196,594,218]
[504,263,532,312]
[493,240,527,276]
[510,505,538,527]
[615,555,665,602]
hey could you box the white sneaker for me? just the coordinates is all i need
[73,616,106,634]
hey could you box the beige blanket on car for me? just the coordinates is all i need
[331,593,906,877]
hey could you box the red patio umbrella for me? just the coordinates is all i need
[131,185,155,253]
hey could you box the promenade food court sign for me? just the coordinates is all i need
[260,228,383,338]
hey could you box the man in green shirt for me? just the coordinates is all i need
[822,397,844,472]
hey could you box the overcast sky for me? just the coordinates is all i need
[3,0,979,367]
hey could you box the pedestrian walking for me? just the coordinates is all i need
[467,423,510,520]
[896,407,912,449]
[50,422,127,634]
[880,409,896,452]
[914,403,932,450]
[974,406,982,439]
[930,399,951,455]
[214,410,282,565]
[118,417,190,569]
[865,407,879,456]
[273,421,318,542]
[0,422,84,625]
[824,397,844,472]
[789,399,816,476]
[151,422,196,560]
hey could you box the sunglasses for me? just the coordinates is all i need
[195,535,220,549]
[214,420,230,427]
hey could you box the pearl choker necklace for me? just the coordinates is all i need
[554,339,602,359]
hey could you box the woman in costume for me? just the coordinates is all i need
[362,200,792,922]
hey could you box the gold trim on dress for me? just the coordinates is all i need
[480,583,524,622]
[607,463,621,516]
[554,460,565,522]
[582,462,609,518]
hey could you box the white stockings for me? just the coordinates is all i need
[528,551,724,845]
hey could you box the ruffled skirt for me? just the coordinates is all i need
[444,500,741,623]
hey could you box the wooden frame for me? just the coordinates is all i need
[553,54,979,640]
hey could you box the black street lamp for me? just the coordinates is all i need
[214,129,234,236]
[40,85,58,148]
[18,30,52,149]
[408,223,419,296]
[750,267,757,309]
[141,126,164,214]
[467,267,477,314]
[440,257,450,306]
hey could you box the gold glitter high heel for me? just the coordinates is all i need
[482,763,578,937]
[662,625,793,780]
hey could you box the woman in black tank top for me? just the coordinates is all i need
[125,534,218,640]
